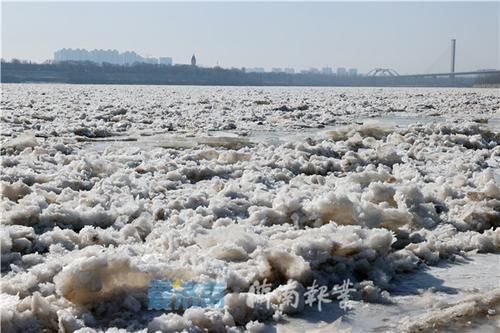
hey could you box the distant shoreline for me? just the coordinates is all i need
[472,84,500,88]
[1,61,496,88]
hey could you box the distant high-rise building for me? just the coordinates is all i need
[271,68,283,73]
[284,68,295,74]
[120,51,143,65]
[337,67,347,76]
[321,67,333,75]
[143,57,158,65]
[53,48,161,65]
[159,57,173,66]
[348,68,358,76]
[245,67,265,73]
[191,54,197,66]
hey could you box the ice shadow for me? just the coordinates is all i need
[389,273,458,296]
[260,302,348,333]
[388,260,467,296]
[262,258,468,332]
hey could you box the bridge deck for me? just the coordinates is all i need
[396,70,500,78]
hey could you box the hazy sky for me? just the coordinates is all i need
[2,1,499,74]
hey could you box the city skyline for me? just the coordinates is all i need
[49,47,358,74]
[2,2,499,74]
[53,48,173,66]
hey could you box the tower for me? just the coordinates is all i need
[450,39,456,73]
[191,54,196,66]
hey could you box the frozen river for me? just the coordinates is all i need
[1,84,499,332]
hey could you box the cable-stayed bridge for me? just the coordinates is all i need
[365,39,499,85]
[367,68,500,78]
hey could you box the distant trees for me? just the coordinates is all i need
[3,58,36,65]
[1,60,492,87]
[1,60,250,85]
[475,73,500,85]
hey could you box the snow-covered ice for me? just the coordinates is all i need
[1,84,499,332]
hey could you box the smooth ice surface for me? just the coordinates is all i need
[272,253,500,333]
[1,84,499,333]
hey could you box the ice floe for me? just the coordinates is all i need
[0,85,499,332]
